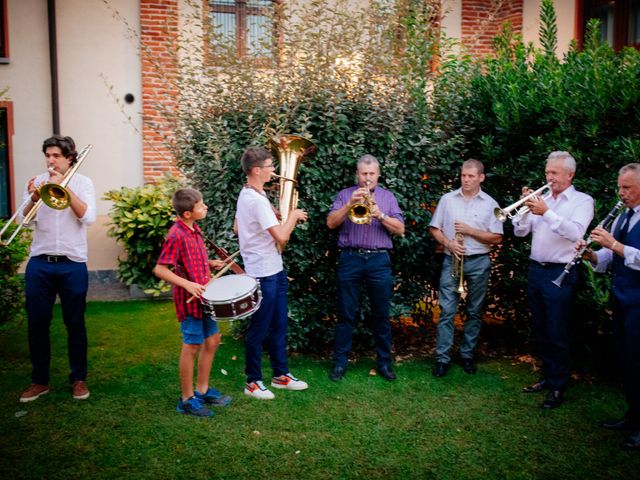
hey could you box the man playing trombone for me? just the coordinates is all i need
[578,163,640,450]
[429,159,503,377]
[18,135,96,403]
[513,151,593,409]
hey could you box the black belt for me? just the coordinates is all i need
[343,248,388,255]
[36,254,72,263]
[465,253,489,259]
[531,260,565,268]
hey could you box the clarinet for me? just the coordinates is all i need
[552,200,625,288]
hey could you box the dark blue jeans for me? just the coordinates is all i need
[245,270,289,383]
[25,256,89,385]
[527,263,577,391]
[332,250,393,369]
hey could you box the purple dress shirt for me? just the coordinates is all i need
[330,185,404,250]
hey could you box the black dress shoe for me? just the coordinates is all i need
[461,359,477,374]
[522,379,547,393]
[329,366,346,382]
[432,362,449,378]
[541,390,563,409]
[600,417,636,431]
[378,365,396,381]
[622,430,640,450]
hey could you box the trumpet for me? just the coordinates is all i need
[0,144,93,246]
[552,200,625,288]
[348,180,375,225]
[494,183,552,223]
[450,232,466,294]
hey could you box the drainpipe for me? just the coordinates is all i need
[47,0,60,134]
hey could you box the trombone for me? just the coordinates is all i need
[450,232,466,294]
[0,144,93,246]
[494,183,552,223]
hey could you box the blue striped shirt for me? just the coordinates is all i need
[330,185,404,249]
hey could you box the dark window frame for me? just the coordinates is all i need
[577,0,640,51]
[0,101,15,218]
[0,0,9,63]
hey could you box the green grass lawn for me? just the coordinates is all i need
[1,301,639,480]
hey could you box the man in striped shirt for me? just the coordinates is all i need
[327,154,405,382]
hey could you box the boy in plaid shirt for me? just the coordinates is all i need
[154,188,232,417]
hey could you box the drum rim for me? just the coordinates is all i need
[201,275,258,303]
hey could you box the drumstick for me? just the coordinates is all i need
[186,250,241,304]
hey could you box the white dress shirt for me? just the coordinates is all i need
[429,187,503,255]
[19,173,96,263]
[513,185,594,263]
[594,205,640,272]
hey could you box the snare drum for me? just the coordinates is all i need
[200,275,262,321]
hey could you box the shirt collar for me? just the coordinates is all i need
[554,184,576,202]
[175,218,202,235]
[453,187,487,200]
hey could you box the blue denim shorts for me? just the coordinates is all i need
[181,316,220,345]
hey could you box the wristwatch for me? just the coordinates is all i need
[380,213,387,221]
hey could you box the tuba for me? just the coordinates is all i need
[268,135,316,225]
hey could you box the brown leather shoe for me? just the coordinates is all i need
[72,381,90,400]
[19,384,50,403]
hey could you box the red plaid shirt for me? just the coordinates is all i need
[157,220,211,321]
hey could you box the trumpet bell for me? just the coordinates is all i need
[349,203,371,224]
[40,183,71,210]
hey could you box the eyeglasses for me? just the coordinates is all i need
[258,163,275,168]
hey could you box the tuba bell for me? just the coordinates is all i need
[268,134,316,225]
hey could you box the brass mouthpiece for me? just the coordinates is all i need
[271,173,298,185]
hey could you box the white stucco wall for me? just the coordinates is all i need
[2,0,144,269]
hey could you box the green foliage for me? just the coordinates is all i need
[539,0,557,57]
[0,225,30,326]
[131,0,639,355]
[103,177,184,295]
[464,7,640,348]
[163,0,470,351]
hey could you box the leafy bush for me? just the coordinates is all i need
[463,7,640,354]
[129,0,640,357]
[0,225,30,327]
[103,177,184,295]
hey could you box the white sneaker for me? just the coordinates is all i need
[244,380,275,400]
[271,373,309,391]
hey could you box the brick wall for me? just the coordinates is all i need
[461,0,524,57]
[140,0,180,181]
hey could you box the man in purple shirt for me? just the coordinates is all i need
[327,154,405,381]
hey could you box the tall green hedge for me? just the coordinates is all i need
[127,0,640,357]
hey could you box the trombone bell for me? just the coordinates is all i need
[40,184,71,210]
